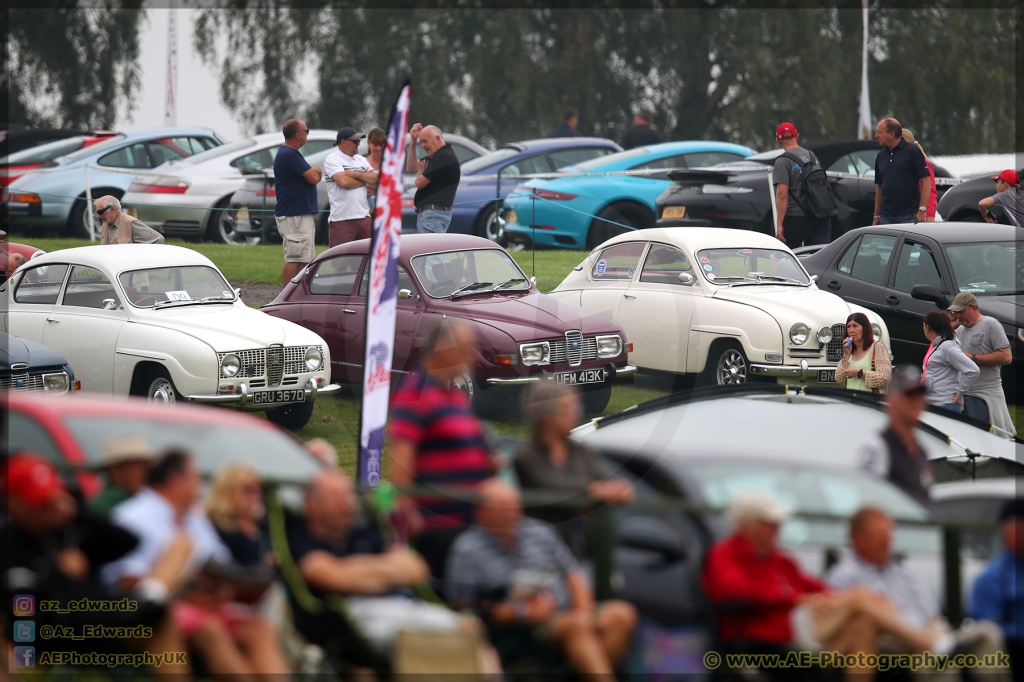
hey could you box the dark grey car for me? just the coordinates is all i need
[1,330,75,393]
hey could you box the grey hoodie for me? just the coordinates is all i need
[923,337,979,405]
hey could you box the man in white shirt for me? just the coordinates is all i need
[103,451,289,678]
[324,127,379,248]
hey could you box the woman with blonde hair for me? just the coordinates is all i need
[365,127,386,214]
[207,463,269,567]
[902,130,937,222]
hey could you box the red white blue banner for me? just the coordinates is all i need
[357,82,410,487]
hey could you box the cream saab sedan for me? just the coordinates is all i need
[548,228,891,386]
[2,244,338,429]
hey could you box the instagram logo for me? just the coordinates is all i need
[12,595,34,617]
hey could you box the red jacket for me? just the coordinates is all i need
[702,534,827,645]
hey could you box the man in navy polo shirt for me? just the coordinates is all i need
[871,117,931,225]
[274,119,322,285]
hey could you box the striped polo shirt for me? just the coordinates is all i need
[388,371,491,529]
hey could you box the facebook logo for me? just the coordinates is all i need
[13,646,35,668]
[13,620,35,642]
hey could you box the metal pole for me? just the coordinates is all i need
[943,527,963,626]
[767,167,778,238]
[261,172,269,245]
[84,165,96,241]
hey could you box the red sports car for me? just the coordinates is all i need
[262,234,636,413]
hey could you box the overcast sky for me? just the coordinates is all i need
[115,8,243,142]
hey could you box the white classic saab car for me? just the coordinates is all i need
[1,244,338,429]
[549,228,891,387]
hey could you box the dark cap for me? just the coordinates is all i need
[335,127,364,144]
[888,365,926,395]
[999,499,1024,522]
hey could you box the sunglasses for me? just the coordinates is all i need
[96,206,112,216]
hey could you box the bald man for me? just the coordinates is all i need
[6,252,26,279]
[447,480,637,678]
[95,195,165,245]
[405,122,461,233]
[286,469,498,671]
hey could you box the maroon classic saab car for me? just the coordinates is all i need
[262,234,636,413]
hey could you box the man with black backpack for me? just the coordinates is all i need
[772,122,836,247]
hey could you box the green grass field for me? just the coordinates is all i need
[11,235,1022,473]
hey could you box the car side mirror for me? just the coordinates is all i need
[398,288,414,300]
[616,517,687,564]
[102,298,119,310]
[911,284,950,310]
[530,276,537,286]
[811,274,819,283]
[678,272,695,286]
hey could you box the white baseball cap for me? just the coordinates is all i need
[728,491,792,525]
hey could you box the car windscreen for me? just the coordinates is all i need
[459,148,520,174]
[59,134,129,162]
[410,248,529,298]
[945,242,1023,296]
[60,416,323,484]
[687,462,938,552]
[1,136,89,165]
[118,265,235,307]
[694,247,810,285]
[180,137,258,164]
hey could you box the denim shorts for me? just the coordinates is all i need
[417,209,453,234]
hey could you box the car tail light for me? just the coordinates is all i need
[128,178,190,194]
[534,225,555,231]
[702,211,729,218]
[9,192,40,204]
[256,187,276,197]
[532,188,577,201]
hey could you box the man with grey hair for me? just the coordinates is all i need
[872,117,930,225]
[406,122,461,233]
[95,195,165,245]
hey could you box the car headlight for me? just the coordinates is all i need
[42,372,69,392]
[871,323,882,340]
[789,323,809,345]
[816,326,833,345]
[304,347,323,371]
[519,341,551,366]
[595,335,623,358]
[221,353,241,377]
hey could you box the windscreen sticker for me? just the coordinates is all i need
[699,256,709,263]
[165,290,191,301]
[703,263,714,271]
[595,259,607,276]
[627,267,635,278]
[706,272,716,280]
[741,249,753,254]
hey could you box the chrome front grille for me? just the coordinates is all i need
[219,349,266,379]
[267,346,284,387]
[826,323,846,362]
[284,345,322,375]
[549,333,599,366]
[0,373,44,392]
[564,330,583,366]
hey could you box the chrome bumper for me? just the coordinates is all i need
[485,364,638,386]
[750,360,837,382]
[185,378,342,407]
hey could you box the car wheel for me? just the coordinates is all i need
[474,205,505,243]
[146,373,179,404]
[586,203,654,250]
[700,341,749,387]
[581,384,612,414]
[266,399,316,431]
[70,191,122,239]
[452,373,509,418]
[208,197,240,244]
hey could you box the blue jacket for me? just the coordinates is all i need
[970,550,1024,641]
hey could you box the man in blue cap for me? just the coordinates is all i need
[971,498,1024,674]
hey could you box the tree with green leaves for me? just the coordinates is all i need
[4,4,145,129]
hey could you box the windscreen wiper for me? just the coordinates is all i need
[152,295,235,309]
[489,278,527,292]
[450,282,493,298]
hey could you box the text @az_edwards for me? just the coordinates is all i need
[703,650,1010,673]
[40,624,152,639]
[39,598,138,613]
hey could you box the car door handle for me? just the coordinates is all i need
[827,280,841,291]
[46,317,59,323]
[886,295,900,305]
[343,309,356,314]
[623,294,636,299]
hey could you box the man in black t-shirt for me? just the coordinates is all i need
[872,117,931,225]
[406,123,461,233]
[620,108,661,150]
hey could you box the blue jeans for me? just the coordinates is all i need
[416,209,452,234]
[963,395,990,422]
[880,214,918,225]
[939,402,963,413]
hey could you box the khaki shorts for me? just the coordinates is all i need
[275,214,316,263]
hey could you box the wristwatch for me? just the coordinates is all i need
[858,369,864,379]
[918,206,927,212]
[972,353,978,363]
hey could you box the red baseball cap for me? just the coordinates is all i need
[776,122,798,140]
[3,455,66,508]
[991,169,1019,186]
